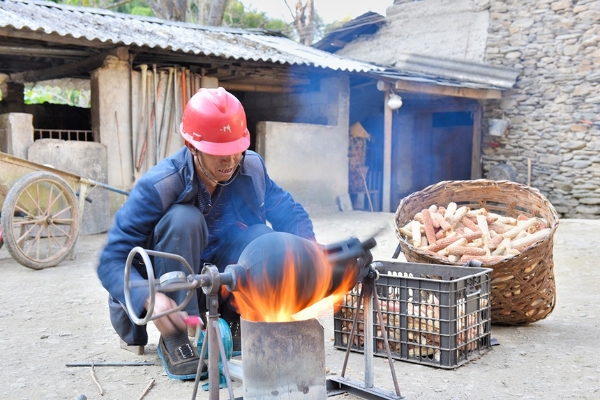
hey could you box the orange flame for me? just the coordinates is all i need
[229,244,358,322]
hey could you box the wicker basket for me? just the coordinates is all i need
[394,179,559,325]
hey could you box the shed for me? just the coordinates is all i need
[1,0,519,222]
[316,9,520,211]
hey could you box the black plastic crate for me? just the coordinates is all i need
[333,260,492,369]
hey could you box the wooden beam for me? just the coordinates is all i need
[8,47,129,83]
[395,80,502,100]
[218,82,296,93]
[0,27,108,48]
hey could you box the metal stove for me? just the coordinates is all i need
[124,232,403,399]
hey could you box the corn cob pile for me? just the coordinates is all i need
[397,202,551,264]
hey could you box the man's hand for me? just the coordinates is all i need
[145,293,188,337]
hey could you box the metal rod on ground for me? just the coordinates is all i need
[66,362,153,367]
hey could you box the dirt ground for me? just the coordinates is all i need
[0,211,598,400]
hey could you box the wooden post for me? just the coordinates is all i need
[383,91,393,213]
[471,105,482,179]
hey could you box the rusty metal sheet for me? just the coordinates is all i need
[241,317,326,399]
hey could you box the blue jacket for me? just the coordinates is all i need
[97,147,315,316]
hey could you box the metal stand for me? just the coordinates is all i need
[326,263,404,400]
[190,266,238,400]
[123,248,239,400]
[190,291,238,400]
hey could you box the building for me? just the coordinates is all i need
[316,0,600,219]
[1,0,520,230]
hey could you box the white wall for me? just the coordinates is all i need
[338,0,490,64]
[255,75,351,213]
[256,122,348,213]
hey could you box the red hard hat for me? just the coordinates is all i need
[180,87,250,155]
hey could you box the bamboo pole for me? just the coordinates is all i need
[158,67,174,160]
[135,64,148,171]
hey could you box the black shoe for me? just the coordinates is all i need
[223,316,241,354]
[233,322,241,353]
[157,332,201,380]
[220,303,242,354]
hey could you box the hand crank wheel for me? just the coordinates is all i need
[0,171,80,269]
[124,247,197,325]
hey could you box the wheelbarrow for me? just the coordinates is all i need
[0,151,129,269]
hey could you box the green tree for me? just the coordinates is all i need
[50,0,291,32]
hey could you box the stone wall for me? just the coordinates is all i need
[482,0,600,218]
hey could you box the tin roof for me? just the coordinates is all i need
[0,0,383,73]
[0,0,518,94]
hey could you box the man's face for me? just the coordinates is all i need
[198,151,243,182]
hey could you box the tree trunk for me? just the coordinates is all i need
[293,0,315,45]
[207,0,228,26]
[146,0,188,21]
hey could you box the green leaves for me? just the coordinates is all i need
[24,84,91,108]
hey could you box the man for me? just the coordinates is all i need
[97,87,315,380]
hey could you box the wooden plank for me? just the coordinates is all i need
[8,47,129,83]
[395,80,502,100]
[218,82,296,93]
[471,105,483,179]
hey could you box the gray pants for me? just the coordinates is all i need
[109,203,273,345]
[109,203,206,345]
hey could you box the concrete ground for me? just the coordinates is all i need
[0,211,598,400]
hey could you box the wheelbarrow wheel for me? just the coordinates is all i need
[0,171,80,269]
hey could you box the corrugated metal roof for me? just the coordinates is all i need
[0,0,384,74]
[314,11,520,91]
[0,0,519,93]
[313,12,386,53]
[391,54,520,90]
